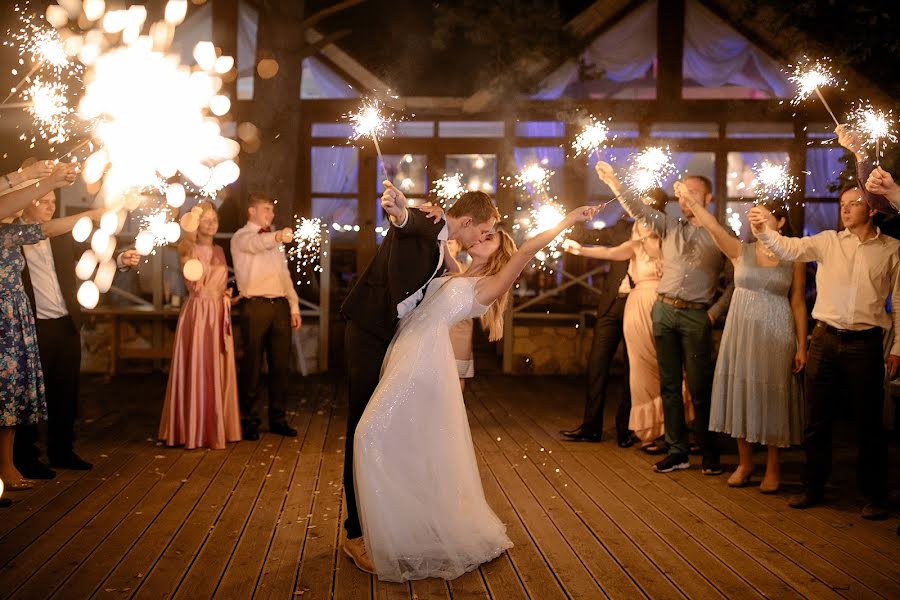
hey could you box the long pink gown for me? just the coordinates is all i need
[159,244,241,449]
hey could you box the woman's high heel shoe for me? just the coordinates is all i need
[759,480,780,494]
[4,479,35,491]
[727,471,753,488]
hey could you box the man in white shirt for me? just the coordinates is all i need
[14,190,139,479]
[750,186,899,520]
[231,192,301,441]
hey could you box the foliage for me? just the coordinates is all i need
[431,0,579,92]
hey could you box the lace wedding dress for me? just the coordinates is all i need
[354,276,513,582]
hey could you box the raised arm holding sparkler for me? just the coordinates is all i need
[1,159,54,191]
[675,181,741,261]
[836,124,899,213]
[0,162,77,220]
[865,167,900,210]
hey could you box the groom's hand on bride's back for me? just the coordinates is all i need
[381,180,408,223]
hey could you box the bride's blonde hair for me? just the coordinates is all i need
[465,228,516,342]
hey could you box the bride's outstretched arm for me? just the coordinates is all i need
[475,206,596,306]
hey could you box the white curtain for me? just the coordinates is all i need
[533,0,657,99]
[683,0,790,97]
[301,57,360,99]
[532,0,790,100]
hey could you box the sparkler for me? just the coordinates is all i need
[3,6,82,105]
[626,147,677,196]
[572,117,610,159]
[514,163,554,197]
[432,173,465,206]
[23,77,71,144]
[348,99,392,181]
[288,217,326,283]
[136,208,181,255]
[847,103,897,166]
[751,161,798,205]
[789,57,840,126]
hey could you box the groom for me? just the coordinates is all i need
[340,180,499,572]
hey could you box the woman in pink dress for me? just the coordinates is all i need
[159,202,241,449]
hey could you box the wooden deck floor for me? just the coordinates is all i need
[0,373,898,599]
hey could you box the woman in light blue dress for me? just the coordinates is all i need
[677,184,805,494]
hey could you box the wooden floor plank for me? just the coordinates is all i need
[41,450,213,599]
[7,450,185,599]
[2,373,895,600]
[130,439,260,599]
[170,434,291,600]
[468,393,655,600]
[93,445,236,597]
[261,389,342,599]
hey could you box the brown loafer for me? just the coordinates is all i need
[342,537,375,574]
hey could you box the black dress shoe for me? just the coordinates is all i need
[861,503,889,520]
[0,498,12,508]
[617,434,636,448]
[49,454,93,471]
[789,491,824,509]
[560,427,602,442]
[17,460,56,480]
[269,422,297,437]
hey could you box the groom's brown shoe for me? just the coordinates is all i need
[343,537,375,574]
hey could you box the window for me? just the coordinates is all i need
[727,151,790,198]
[515,121,565,138]
[236,0,258,100]
[445,154,497,194]
[439,122,504,138]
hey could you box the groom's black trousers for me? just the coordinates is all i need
[343,320,392,540]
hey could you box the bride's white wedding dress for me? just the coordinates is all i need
[354,276,513,582]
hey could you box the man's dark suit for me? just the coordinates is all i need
[575,217,633,440]
[340,208,445,539]
[15,234,84,467]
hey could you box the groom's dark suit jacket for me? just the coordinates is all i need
[341,208,444,341]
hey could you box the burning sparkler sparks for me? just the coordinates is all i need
[288,217,326,283]
[23,77,71,143]
[514,163,554,197]
[788,57,841,125]
[432,173,465,206]
[626,147,677,196]
[572,118,610,159]
[136,208,181,255]
[348,99,392,180]
[848,102,898,165]
[751,161,798,204]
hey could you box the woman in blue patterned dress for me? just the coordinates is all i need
[0,163,86,491]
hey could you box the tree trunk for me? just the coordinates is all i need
[240,0,306,225]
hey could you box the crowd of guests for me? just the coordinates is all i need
[0,174,301,507]
[561,127,899,520]
[2,125,898,523]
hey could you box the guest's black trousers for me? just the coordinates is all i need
[14,316,81,465]
[342,320,391,540]
[583,296,631,438]
[239,297,292,427]
[803,323,888,503]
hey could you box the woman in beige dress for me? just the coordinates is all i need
[565,163,692,447]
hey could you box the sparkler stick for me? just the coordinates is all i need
[1,63,40,105]
[789,58,841,127]
[813,87,840,127]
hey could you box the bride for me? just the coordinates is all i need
[354,198,597,582]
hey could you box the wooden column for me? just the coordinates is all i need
[656,0,685,104]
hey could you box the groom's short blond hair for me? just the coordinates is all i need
[446,191,500,224]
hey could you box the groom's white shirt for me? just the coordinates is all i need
[393,212,449,319]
